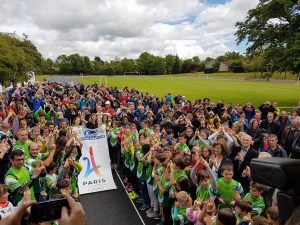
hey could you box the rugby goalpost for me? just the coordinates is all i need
[99,76,108,87]
[79,73,107,86]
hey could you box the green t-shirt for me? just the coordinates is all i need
[139,128,154,138]
[13,140,31,158]
[156,173,171,207]
[123,145,131,168]
[196,185,210,202]
[173,169,188,181]
[136,150,148,181]
[212,177,244,208]
[25,153,48,168]
[193,139,206,150]
[153,165,164,193]
[234,211,244,223]
[172,206,188,225]
[146,164,154,185]
[109,128,119,146]
[244,193,265,216]
[45,174,58,199]
[4,166,35,205]
[176,143,189,154]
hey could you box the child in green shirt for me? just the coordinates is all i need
[244,181,265,216]
[234,199,252,224]
[210,163,244,209]
[45,162,58,200]
[172,191,192,225]
[190,157,217,202]
[175,134,190,155]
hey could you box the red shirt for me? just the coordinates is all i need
[102,107,115,116]
[119,95,128,107]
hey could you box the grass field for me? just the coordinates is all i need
[75,74,300,108]
[171,72,298,80]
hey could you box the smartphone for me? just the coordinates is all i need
[29,198,69,223]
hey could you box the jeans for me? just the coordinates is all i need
[140,180,150,205]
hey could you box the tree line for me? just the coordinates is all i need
[0,0,299,85]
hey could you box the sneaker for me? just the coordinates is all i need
[129,191,138,200]
[125,184,133,192]
[128,192,134,198]
[139,204,150,211]
[147,211,161,219]
[153,212,162,220]
[146,211,156,218]
[146,207,154,214]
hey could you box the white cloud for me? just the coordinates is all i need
[0,0,259,60]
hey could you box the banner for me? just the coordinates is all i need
[75,126,117,194]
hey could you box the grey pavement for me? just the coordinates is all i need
[49,75,79,84]
[80,170,145,225]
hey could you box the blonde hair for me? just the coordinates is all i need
[176,191,192,204]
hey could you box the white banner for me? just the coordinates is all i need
[75,126,117,194]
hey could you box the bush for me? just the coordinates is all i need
[231,65,245,73]
[204,68,215,74]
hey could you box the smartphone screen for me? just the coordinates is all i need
[30,198,69,223]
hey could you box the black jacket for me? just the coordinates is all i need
[230,146,259,191]
[281,127,300,154]
[259,119,280,136]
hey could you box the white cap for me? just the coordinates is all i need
[105,101,110,105]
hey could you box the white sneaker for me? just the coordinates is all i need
[146,207,154,214]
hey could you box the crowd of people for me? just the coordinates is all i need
[0,79,299,225]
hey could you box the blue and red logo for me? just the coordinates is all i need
[83,146,102,177]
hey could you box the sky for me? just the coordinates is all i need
[0,0,259,61]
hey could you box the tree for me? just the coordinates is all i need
[151,56,166,75]
[56,54,72,74]
[41,58,56,74]
[111,58,123,75]
[68,54,84,74]
[120,58,137,73]
[137,52,153,75]
[165,54,176,74]
[172,55,181,74]
[181,58,199,73]
[192,56,200,64]
[0,34,42,85]
[223,51,243,60]
[235,0,300,76]
[244,52,265,76]
[82,56,92,74]
[94,56,104,64]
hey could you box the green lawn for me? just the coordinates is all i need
[75,75,300,108]
[171,72,298,80]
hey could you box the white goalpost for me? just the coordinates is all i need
[123,71,140,78]
[99,75,108,87]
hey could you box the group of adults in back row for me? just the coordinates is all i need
[0,79,299,225]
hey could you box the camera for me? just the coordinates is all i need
[250,157,300,224]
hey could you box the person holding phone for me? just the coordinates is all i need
[0,191,87,225]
